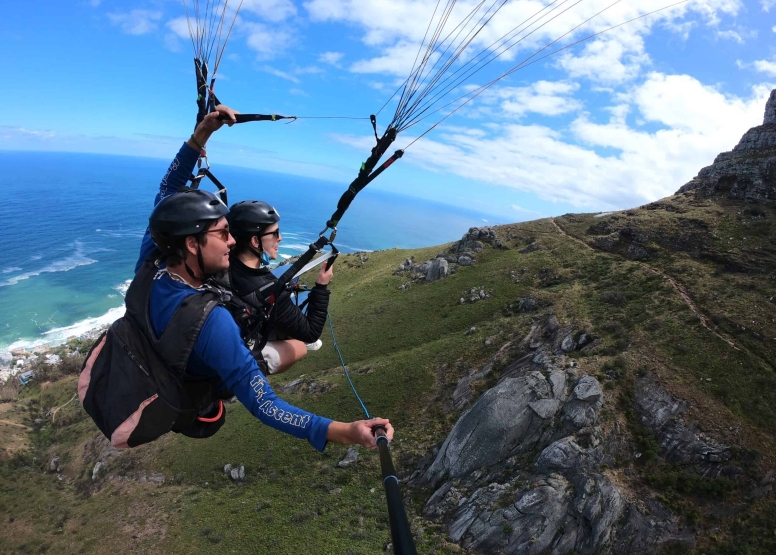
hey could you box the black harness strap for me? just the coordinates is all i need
[219,113,298,124]
[325,118,402,230]
[270,235,330,302]
[189,167,229,206]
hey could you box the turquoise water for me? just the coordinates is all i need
[0,150,499,354]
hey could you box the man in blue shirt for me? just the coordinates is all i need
[137,105,393,451]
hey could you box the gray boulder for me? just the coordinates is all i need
[422,371,556,486]
[338,447,359,468]
[92,461,103,481]
[517,296,537,312]
[48,456,60,473]
[426,258,449,281]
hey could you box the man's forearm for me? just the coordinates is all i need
[188,125,214,152]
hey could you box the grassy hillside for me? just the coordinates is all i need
[0,190,774,555]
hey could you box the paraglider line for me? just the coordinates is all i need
[328,312,371,419]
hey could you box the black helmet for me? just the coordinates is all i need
[227,200,280,239]
[150,189,228,254]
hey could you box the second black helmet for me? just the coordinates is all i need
[149,188,229,254]
[227,200,281,239]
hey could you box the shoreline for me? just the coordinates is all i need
[0,317,117,383]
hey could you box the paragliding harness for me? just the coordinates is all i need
[77,258,232,448]
[216,268,283,361]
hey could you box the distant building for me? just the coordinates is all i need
[19,370,34,385]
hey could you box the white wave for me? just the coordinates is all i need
[2,305,125,356]
[1,266,21,274]
[113,279,132,297]
[279,254,291,259]
[332,242,373,253]
[0,241,97,288]
[280,243,310,252]
[30,255,42,261]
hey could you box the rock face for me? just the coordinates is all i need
[417,316,696,555]
[634,377,731,473]
[677,88,776,204]
[765,89,776,125]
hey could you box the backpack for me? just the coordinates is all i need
[78,259,228,448]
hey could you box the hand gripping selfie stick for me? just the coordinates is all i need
[372,425,417,555]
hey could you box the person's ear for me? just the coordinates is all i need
[185,235,200,256]
[252,235,260,249]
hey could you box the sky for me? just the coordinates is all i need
[2,0,775,221]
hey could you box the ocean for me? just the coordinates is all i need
[0,150,497,360]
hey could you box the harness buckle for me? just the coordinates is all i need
[318,226,337,244]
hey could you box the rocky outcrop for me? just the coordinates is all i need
[765,89,776,125]
[452,226,507,253]
[677,88,776,204]
[634,377,731,475]
[417,316,696,555]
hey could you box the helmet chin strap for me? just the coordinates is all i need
[247,236,269,266]
[184,246,208,281]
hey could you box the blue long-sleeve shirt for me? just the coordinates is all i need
[136,143,332,451]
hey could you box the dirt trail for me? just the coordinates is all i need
[549,217,740,351]
[0,419,29,429]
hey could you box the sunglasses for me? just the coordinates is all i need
[259,229,281,239]
[204,226,231,242]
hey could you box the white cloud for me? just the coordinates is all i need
[753,59,776,76]
[263,66,300,83]
[166,16,190,40]
[763,0,776,11]
[481,81,582,118]
[331,74,770,211]
[349,42,434,76]
[0,127,57,141]
[244,22,293,60]
[511,204,543,216]
[241,0,297,22]
[307,0,743,89]
[716,27,757,43]
[107,10,162,35]
[290,88,308,96]
[319,51,344,66]
[556,32,649,84]
[163,33,182,53]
